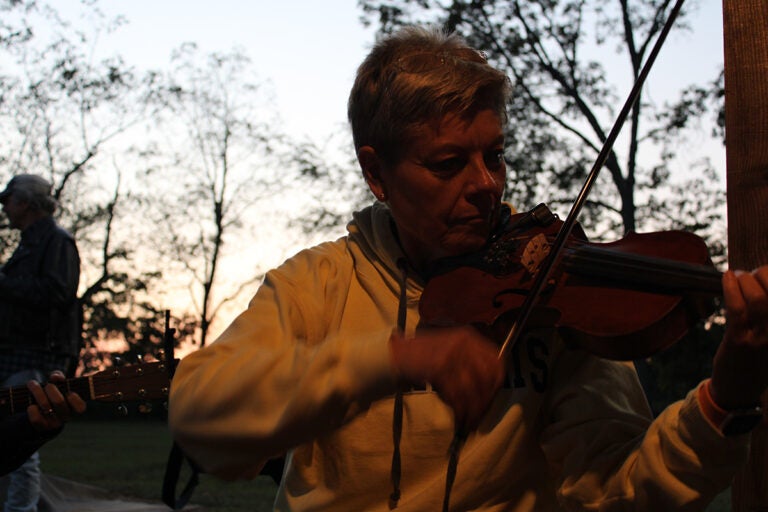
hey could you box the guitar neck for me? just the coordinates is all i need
[0,377,93,418]
[0,360,174,419]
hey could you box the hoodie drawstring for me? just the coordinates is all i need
[389,257,463,511]
[389,258,409,509]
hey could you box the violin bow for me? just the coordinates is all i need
[445,3,688,509]
[497,0,687,361]
[723,0,768,509]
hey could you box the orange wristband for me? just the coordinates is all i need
[697,379,728,430]
[697,379,764,436]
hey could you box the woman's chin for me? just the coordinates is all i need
[442,232,490,257]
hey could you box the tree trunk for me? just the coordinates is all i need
[722,0,768,509]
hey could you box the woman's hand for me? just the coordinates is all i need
[389,325,505,431]
[711,267,768,410]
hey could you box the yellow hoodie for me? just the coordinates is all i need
[169,202,748,511]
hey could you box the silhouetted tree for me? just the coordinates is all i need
[358,0,727,408]
[145,43,285,347]
[359,0,726,251]
[0,0,169,369]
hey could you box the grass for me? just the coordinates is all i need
[37,416,734,512]
[38,417,278,512]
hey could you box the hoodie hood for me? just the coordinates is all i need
[347,202,424,310]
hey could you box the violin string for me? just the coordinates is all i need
[563,244,723,295]
[498,0,688,361]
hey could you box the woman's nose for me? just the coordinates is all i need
[466,159,503,197]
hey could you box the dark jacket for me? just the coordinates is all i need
[0,412,59,476]
[0,217,80,356]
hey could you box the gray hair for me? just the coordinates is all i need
[348,26,511,167]
[0,174,57,214]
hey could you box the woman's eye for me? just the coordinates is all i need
[428,157,466,175]
[484,150,505,170]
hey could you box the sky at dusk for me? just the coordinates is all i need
[44,0,728,342]
[87,0,723,148]
[94,0,377,146]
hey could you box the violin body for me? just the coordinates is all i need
[420,205,721,360]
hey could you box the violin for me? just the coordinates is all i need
[419,204,722,361]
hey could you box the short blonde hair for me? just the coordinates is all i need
[348,26,511,167]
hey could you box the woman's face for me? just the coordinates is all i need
[363,108,506,271]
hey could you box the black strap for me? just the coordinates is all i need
[162,442,201,510]
[158,312,285,509]
[160,313,200,510]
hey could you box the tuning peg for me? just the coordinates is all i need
[136,354,144,364]
[138,402,153,414]
[116,403,128,416]
[113,355,125,367]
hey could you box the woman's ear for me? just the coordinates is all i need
[358,146,387,202]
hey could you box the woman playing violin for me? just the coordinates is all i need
[169,26,768,511]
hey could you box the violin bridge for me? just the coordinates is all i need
[521,233,550,276]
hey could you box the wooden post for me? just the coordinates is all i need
[722,0,768,509]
